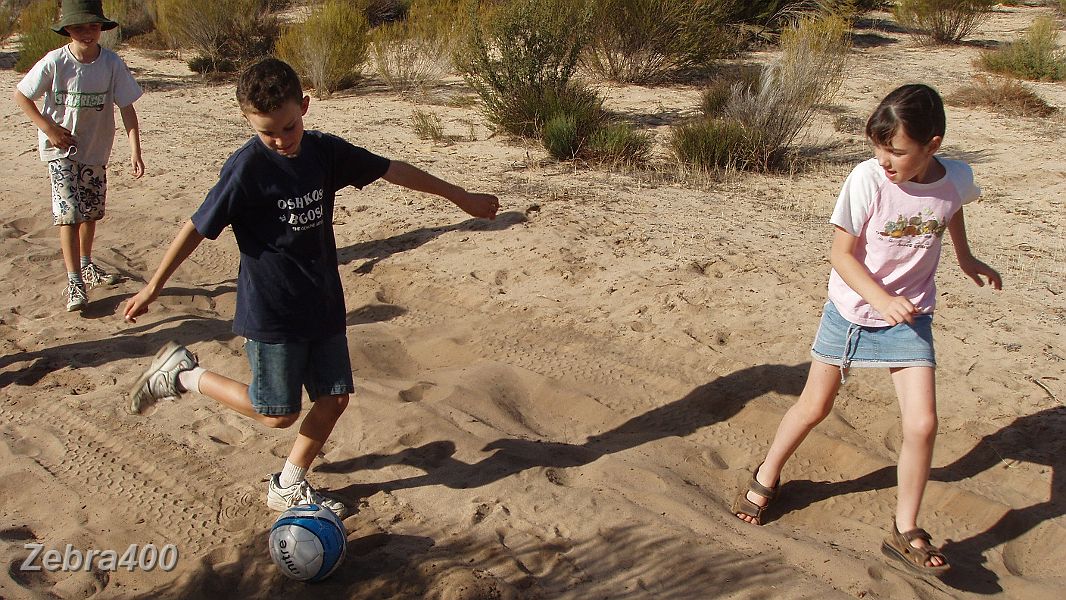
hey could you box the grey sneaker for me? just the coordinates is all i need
[81,262,118,288]
[66,282,87,312]
[128,342,197,415]
[267,473,350,519]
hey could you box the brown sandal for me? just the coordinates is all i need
[881,525,950,575]
[731,464,778,525]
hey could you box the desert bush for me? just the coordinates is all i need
[370,0,457,91]
[894,0,996,45]
[582,0,736,84]
[1,0,27,43]
[14,0,62,72]
[537,83,607,158]
[722,15,849,168]
[979,16,1066,81]
[276,0,370,98]
[365,0,410,26]
[946,76,1056,117]
[671,118,761,170]
[455,0,593,137]
[155,0,272,70]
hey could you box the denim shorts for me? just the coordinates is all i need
[245,333,355,416]
[811,301,935,380]
[48,158,107,225]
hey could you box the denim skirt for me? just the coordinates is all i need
[810,301,935,375]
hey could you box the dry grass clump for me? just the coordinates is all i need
[947,76,1057,117]
[370,0,457,92]
[411,109,447,142]
[979,16,1066,81]
[893,0,996,45]
[276,0,370,97]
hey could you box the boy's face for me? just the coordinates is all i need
[243,96,310,159]
[65,22,102,47]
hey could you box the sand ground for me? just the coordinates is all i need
[0,6,1064,599]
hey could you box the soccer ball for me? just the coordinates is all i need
[268,504,347,582]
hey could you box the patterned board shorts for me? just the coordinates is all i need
[48,158,107,225]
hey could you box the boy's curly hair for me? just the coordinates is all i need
[236,58,303,114]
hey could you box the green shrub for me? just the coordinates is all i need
[722,15,850,168]
[671,118,760,170]
[894,0,996,45]
[946,76,1056,117]
[582,0,735,84]
[586,122,653,165]
[455,0,593,137]
[14,0,62,73]
[370,0,456,91]
[155,0,270,70]
[979,16,1066,81]
[276,0,370,98]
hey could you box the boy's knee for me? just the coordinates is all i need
[319,394,349,414]
[260,413,300,429]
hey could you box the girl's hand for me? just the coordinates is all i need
[875,295,917,325]
[131,153,145,178]
[959,256,1002,290]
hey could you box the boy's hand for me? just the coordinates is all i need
[454,192,499,220]
[45,123,76,151]
[959,256,1002,290]
[874,295,917,326]
[123,287,158,323]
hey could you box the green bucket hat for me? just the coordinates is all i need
[52,0,119,36]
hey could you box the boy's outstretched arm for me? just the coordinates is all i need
[381,160,499,220]
[123,220,205,323]
[119,104,145,178]
[12,89,75,150]
[948,207,1002,290]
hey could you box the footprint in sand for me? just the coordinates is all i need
[399,381,436,403]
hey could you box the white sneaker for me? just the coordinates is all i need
[66,282,87,312]
[267,473,350,519]
[127,342,197,415]
[81,262,118,288]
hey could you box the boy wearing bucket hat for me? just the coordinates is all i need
[13,0,144,312]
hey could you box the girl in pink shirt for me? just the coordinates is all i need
[731,84,1001,576]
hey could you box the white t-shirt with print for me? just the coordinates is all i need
[827,156,980,327]
[17,45,142,166]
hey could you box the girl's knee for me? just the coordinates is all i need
[795,397,834,426]
[320,394,349,413]
[903,413,938,441]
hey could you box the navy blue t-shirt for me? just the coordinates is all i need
[192,131,390,343]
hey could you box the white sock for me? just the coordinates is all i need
[279,461,307,488]
[176,367,206,394]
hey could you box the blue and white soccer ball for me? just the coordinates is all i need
[268,504,347,582]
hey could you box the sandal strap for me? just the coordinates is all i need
[899,528,932,544]
[748,465,778,500]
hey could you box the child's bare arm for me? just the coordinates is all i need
[947,207,1002,290]
[830,226,917,325]
[119,104,144,178]
[124,221,205,323]
[12,89,75,150]
[381,160,499,220]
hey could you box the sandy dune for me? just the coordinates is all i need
[1,6,1064,599]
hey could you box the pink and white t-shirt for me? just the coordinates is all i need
[827,157,979,327]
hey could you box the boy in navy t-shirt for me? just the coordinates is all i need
[122,58,499,517]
